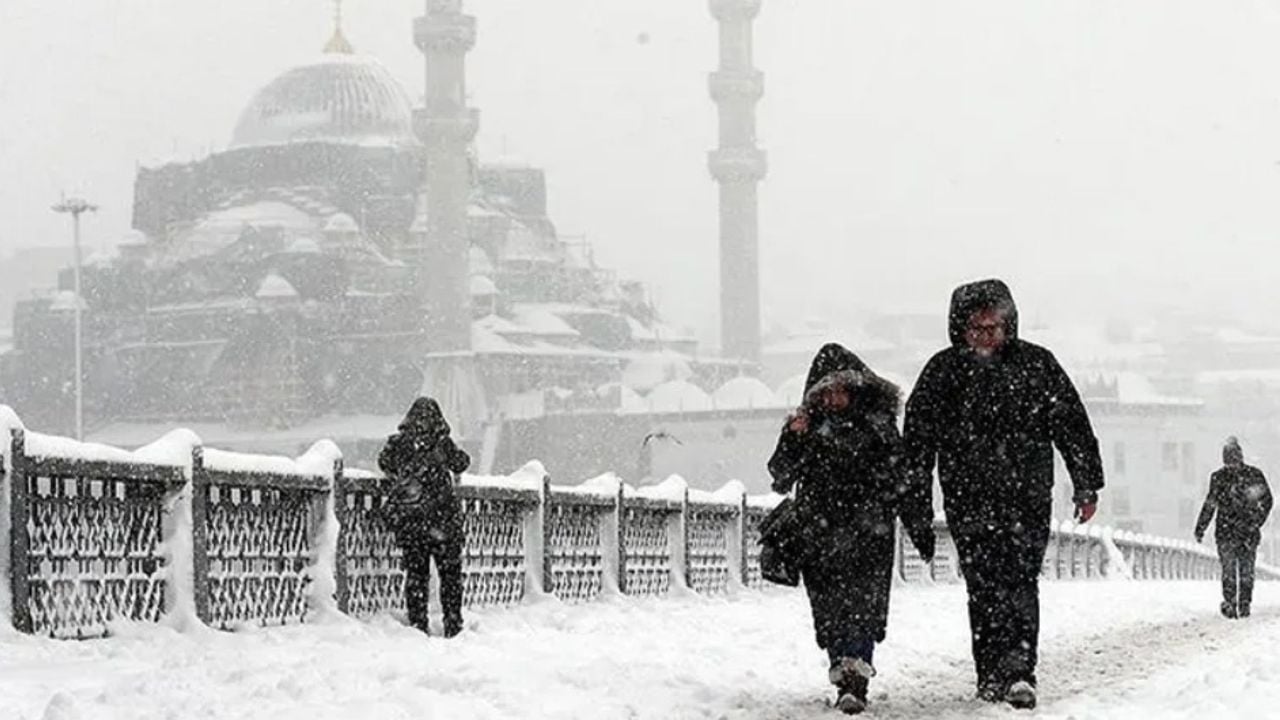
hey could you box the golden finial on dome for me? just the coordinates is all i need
[323,0,354,54]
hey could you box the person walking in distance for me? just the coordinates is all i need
[903,279,1105,710]
[379,397,471,637]
[1195,436,1273,619]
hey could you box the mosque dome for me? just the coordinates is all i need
[230,50,418,150]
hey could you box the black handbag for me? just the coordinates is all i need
[757,497,805,587]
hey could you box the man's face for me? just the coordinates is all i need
[965,308,1007,358]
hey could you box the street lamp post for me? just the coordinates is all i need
[51,196,97,441]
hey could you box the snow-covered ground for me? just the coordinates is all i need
[0,581,1274,719]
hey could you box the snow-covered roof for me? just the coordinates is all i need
[1084,371,1202,407]
[498,219,560,263]
[471,323,619,360]
[324,213,359,233]
[48,290,86,312]
[509,304,581,339]
[1022,325,1163,365]
[230,54,418,150]
[622,351,694,392]
[596,382,648,414]
[1197,369,1280,386]
[256,273,298,299]
[646,380,713,413]
[286,237,322,254]
[162,201,319,263]
[712,377,781,410]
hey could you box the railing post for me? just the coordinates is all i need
[672,487,690,591]
[520,474,549,598]
[9,428,31,634]
[324,457,346,615]
[541,474,554,596]
[731,490,748,587]
[597,479,624,596]
[333,458,351,615]
[190,445,211,626]
[615,483,627,595]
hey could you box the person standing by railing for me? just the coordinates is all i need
[903,279,1105,710]
[768,343,936,715]
[1195,436,1273,619]
[378,397,471,638]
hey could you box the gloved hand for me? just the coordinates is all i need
[1074,501,1097,523]
[1194,531,1203,544]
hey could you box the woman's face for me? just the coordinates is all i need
[820,386,851,411]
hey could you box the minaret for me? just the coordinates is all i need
[413,0,478,352]
[708,0,766,363]
[410,0,487,438]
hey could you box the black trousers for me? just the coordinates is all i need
[953,523,1048,689]
[1218,540,1258,614]
[393,509,464,632]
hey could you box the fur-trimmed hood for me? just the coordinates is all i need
[948,278,1019,347]
[801,343,901,418]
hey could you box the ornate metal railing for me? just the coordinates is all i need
[457,485,538,608]
[545,488,614,603]
[191,447,333,630]
[896,517,1236,583]
[334,470,404,618]
[4,403,1276,641]
[686,499,738,596]
[743,503,770,589]
[7,429,184,638]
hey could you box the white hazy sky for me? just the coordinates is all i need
[3,1,1280,341]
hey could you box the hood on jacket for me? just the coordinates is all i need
[801,343,901,418]
[398,396,451,443]
[948,278,1019,348]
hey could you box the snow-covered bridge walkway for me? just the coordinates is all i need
[2,580,1276,720]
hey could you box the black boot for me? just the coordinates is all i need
[834,676,868,715]
[1221,601,1238,619]
[1006,680,1037,710]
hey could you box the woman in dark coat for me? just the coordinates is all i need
[378,397,471,637]
[769,344,936,714]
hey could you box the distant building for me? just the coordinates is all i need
[0,16,708,456]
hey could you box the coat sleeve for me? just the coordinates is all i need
[767,423,806,495]
[1045,353,1105,505]
[377,434,404,477]
[902,355,944,494]
[883,418,935,561]
[444,438,471,475]
[1195,472,1220,540]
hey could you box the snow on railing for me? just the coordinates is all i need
[1,405,1273,639]
[896,517,1279,584]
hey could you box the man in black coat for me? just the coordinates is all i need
[379,396,471,637]
[1195,436,1273,619]
[769,343,936,714]
[903,279,1104,709]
